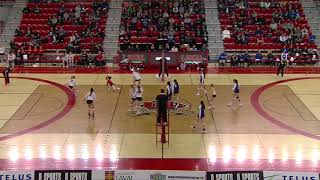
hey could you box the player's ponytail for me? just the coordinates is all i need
[90,88,94,96]
[200,100,205,109]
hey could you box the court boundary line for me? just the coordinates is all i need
[283,92,318,122]
[251,77,320,141]
[287,86,320,121]
[0,77,76,141]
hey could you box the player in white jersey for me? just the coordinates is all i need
[228,79,242,108]
[84,88,96,117]
[130,67,141,86]
[208,84,216,109]
[129,84,137,112]
[196,68,207,96]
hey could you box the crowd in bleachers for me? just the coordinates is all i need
[119,0,208,52]
[218,0,317,52]
[9,0,108,66]
[218,47,319,66]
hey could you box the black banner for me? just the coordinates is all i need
[207,171,263,180]
[35,170,92,180]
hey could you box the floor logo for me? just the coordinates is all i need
[129,100,193,116]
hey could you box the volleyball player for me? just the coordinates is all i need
[192,100,206,133]
[173,79,180,102]
[128,84,137,112]
[130,67,141,86]
[196,68,207,96]
[135,85,143,115]
[208,84,217,109]
[167,81,173,100]
[106,76,121,91]
[67,75,77,94]
[228,79,242,108]
[84,88,96,117]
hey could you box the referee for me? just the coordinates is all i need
[2,67,10,85]
[277,60,286,78]
[156,89,168,125]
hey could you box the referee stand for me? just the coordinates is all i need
[156,108,170,159]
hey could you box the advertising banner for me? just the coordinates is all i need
[263,171,319,180]
[149,170,205,180]
[0,171,34,180]
[35,170,92,180]
[93,170,205,180]
[207,171,263,180]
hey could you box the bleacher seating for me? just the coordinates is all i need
[12,0,108,58]
[119,0,208,52]
[217,0,319,65]
[218,0,317,50]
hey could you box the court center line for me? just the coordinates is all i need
[107,81,123,134]
[205,87,221,143]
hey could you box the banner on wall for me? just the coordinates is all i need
[0,171,34,180]
[207,171,263,180]
[35,170,92,180]
[263,171,319,180]
[93,170,206,180]
[149,170,205,180]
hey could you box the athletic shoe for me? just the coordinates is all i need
[202,128,206,133]
[191,126,196,129]
[196,92,200,96]
[227,103,232,106]
[239,103,243,107]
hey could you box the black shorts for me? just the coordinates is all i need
[87,100,93,104]
[69,86,74,89]
[132,98,136,101]
[212,94,216,98]
[136,97,142,101]
[135,79,140,82]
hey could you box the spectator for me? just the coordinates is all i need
[15,28,23,36]
[80,50,89,67]
[68,52,75,68]
[7,51,16,68]
[48,16,58,27]
[255,51,263,64]
[267,51,274,61]
[95,51,105,67]
[0,44,4,62]
[270,21,278,31]
[57,27,66,42]
[219,51,227,66]
[309,34,316,43]
[33,5,40,13]
[222,29,231,39]
[281,50,289,62]
[280,33,288,43]
[301,27,309,38]
[22,6,31,13]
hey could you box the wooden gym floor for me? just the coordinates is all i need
[0,73,320,171]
